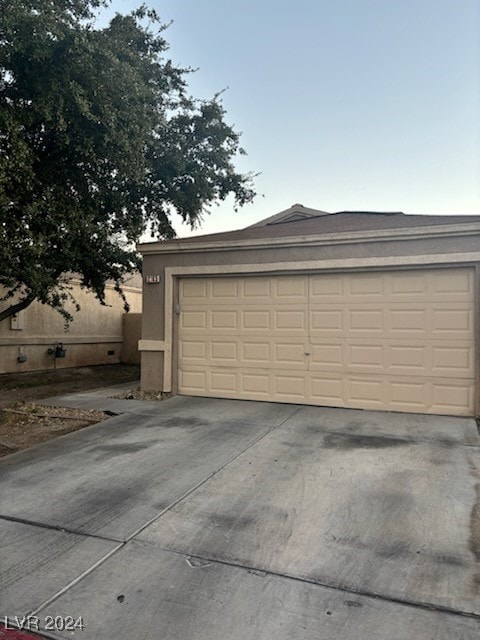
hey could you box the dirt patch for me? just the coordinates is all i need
[0,403,107,457]
[0,364,139,409]
[0,364,139,458]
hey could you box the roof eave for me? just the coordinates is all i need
[138,221,480,255]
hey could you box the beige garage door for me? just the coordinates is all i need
[178,269,475,415]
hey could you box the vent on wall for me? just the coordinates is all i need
[107,350,115,356]
[10,313,25,330]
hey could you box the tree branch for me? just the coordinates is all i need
[0,294,35,322]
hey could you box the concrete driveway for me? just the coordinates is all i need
[0,395,479,639]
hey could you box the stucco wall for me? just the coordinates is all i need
[0,277,142,373]
[138,227,480,404]
[122,313,142,365]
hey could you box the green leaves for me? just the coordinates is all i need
[0,1,256,320]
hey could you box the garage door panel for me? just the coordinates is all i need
[273,374,306,401]
[310,309,344,335]
[309,343,344,370]
[240,372,271,398]
[387,344,427,372]
[389,308,429,333]
[349,274,386,297]
[431,307,473,338]
[181,310,207,330]
[179,364,474,415]
[180,340,207,361]
[178,367,236,397]
[390,271,429,297]
[431,381,474,415]
[240,338,271,368]
[179,369,207,394]
[274,342,307,368]
[241,340,271,365]
[240,309,271,332]
[348,377,385,407]
[431,345,474,376]
[180,342,474,380]
[274,275,308,301]
[178,269,475,416]
[210,370,237,394]
[348,309,384,332]
[309,374,345,406]
[307,341,473,379]
[210,340,238,365]
[347,344,384,369]
[242,277,271,299]
[431,269,474,299]
[274,309,307,333]
[211,310,238,330]
[181,279,208,301]
[388,379,431,412]
[211,278,239,299]
[310,274,344,301]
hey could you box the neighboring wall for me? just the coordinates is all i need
[0,276,142,373]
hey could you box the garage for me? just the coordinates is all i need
[138,204,480,417]
[178,269,475,415]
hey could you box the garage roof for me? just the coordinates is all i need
[167,205,480,245]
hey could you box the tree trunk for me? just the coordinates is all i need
[0,294,35,322]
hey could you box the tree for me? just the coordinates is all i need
[0,0,256,321]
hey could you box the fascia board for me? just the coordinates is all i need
[138,222,480,255]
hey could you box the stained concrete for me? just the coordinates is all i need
[139,409,480,615]
[279,404,480,445]
[37,541,480,640]
[0,396,479,638]
[0,519,118,617]
[0,397,297,539]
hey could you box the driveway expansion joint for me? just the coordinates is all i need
[124,405,303,542]
[27,543,124,618]
[146,543,480,622]
[0,513,123,544]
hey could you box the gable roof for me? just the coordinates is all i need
[166,209,480,244]
[247,203,329,227]
[138,206,480,254]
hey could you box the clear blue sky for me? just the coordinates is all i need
[99,0,479,237]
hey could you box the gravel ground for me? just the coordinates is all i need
[0,364,139,458]
[112,386,171,401]
[0,403,108,457]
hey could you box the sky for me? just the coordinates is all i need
[98,0,480,237]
